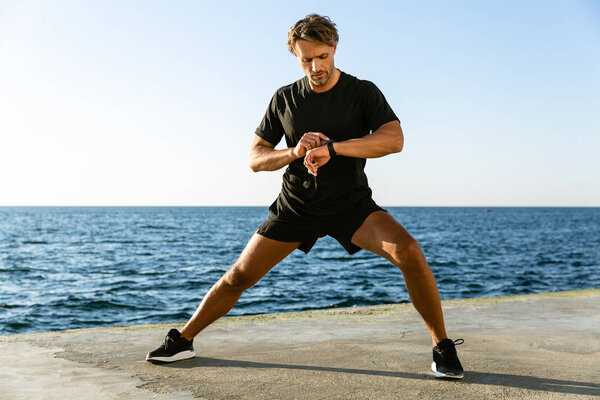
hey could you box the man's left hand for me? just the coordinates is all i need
[304,145,331,176]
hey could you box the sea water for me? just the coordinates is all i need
[1,206,598,335]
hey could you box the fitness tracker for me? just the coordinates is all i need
[326,140,336,157]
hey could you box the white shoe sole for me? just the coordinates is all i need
[146,350,196,363]
[431,361,464,379]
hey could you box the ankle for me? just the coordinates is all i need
[432,335,448,347]
[179,329,194,341]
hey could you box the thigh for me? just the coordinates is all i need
[225,233,300,287]
[326,198,385,255]
[350,211,416,266]
[257,212,320,254]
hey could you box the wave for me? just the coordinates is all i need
[140,225,178,230]
[0,303,24,309]
[1,206,599,335]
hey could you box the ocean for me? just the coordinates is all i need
[1,206,598,335]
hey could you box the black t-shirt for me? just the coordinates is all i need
[255,70,399,219]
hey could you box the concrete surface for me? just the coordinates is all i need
[1,289,599,400]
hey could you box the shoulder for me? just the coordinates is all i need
[266,78,305,111]
[273,76,305,98]
[339,71,381,94]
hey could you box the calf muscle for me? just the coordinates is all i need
[352,211,448,345]
[180,234,299,340]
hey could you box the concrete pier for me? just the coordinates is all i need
[1,289,599,399]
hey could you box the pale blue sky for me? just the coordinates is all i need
[1,0,598,206]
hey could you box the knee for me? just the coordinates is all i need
[391,236,425,269]
[221,264,256,292]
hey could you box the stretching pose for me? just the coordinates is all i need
[146,14,464,379]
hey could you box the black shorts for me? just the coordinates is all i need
[256,198,386,255]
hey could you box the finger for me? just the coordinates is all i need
[306,132,326,145]
[317,132,330,141]
[304,157,317,174]
[302,138,315,149]
[304,132,318,142]
[312,136,327,147]
[303,157,312,169]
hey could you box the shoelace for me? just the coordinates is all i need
[163,334,175,349]
[436,338,464,356]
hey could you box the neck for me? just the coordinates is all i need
[310,68,341,93]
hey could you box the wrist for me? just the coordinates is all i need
[326,140,336,157]
[290,147,300,160]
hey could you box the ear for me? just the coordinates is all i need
[332,45,337,55]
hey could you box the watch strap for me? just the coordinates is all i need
[326,140,336,157]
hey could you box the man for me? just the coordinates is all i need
[146,14,464,379]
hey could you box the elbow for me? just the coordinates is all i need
[249,161,260,173]
[391,135,404,153]
[383,122,404,154]
[394,126,404,153]
[248,156,260,172]
[396,140,404,153]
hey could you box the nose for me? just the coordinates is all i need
[311,59,322,72]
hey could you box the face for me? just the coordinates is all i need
[294,39,337,91]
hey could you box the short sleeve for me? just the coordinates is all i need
[363,81,399,132]
[255,92,285,146]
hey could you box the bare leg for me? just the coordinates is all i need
[180,233,299,340]
[351,211,448,346]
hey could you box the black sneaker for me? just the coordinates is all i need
[431,338,464,379]
[146,329,196,363]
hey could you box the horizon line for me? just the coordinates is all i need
[1,205,599,208]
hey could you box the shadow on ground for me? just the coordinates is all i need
[155,357,600,397]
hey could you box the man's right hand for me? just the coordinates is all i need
[292,132,331,159]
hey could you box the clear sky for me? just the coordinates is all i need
[1,0,599,206]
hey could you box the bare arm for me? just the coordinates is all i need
[303,120,403,175]
[333,120,403,158]
[249,136,296,172]
[249,131,330,172]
